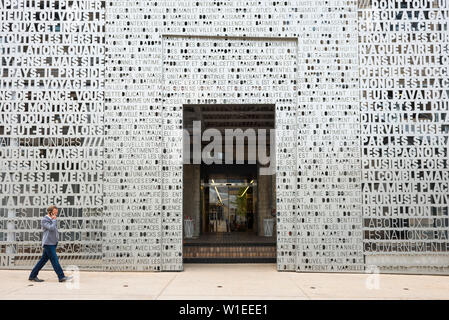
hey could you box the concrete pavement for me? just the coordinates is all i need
[0,264,448,300]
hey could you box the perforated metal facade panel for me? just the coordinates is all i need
[0,0,447,273]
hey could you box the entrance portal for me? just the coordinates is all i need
[163,36,298,269]
[183,104,276,262]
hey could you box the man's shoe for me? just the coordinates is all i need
[59,276,73,282]
[29,277,44,282]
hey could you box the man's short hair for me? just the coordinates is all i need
[47,205,57,215]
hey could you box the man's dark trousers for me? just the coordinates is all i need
[29,244,65,280]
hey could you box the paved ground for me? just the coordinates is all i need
[1,264,448,300]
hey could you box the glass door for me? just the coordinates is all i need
[202,179,256,233]
[208,184,229,233]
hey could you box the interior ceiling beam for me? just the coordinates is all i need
[185,143,272,147]
[203,119,274,123]
[203,126,274,130]
[193,105,204,121]
[184,128,274,133]
[201,111,274,115]
[184,104,274,107]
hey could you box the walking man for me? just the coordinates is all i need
[29,205,72,282]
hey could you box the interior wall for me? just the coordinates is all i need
[257,174,272,236]
[183,165,201,237]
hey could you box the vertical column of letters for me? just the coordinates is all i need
[103,1,164,271]
[359,0,449,273]
[161,36,183,271]
[295,0,364,272]
[273,44,299,272]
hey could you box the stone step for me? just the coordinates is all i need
[183,244,276,262]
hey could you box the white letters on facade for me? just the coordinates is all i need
[0,0,447,274]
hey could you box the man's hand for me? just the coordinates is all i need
[50,213,57,220]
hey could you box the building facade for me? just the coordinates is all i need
[0,0,448,273]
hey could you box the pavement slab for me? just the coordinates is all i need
[0,264,448,300]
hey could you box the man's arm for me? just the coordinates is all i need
[42,217,57,231]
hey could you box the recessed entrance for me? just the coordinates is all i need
[201,164,257,234]
[162,35,298,269]
[183,104,276,263]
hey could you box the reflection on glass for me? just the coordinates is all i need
[204,179,255,233]
[208,185,229,232]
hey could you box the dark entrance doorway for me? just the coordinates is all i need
[183,104,276,262]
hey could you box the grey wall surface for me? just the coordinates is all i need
[358,1,449,274]
[1,0,105,270]
[0,0,448,273]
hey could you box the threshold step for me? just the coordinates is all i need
[183,244,276,259]
[184,242,275,247]
[184,258,276,263]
